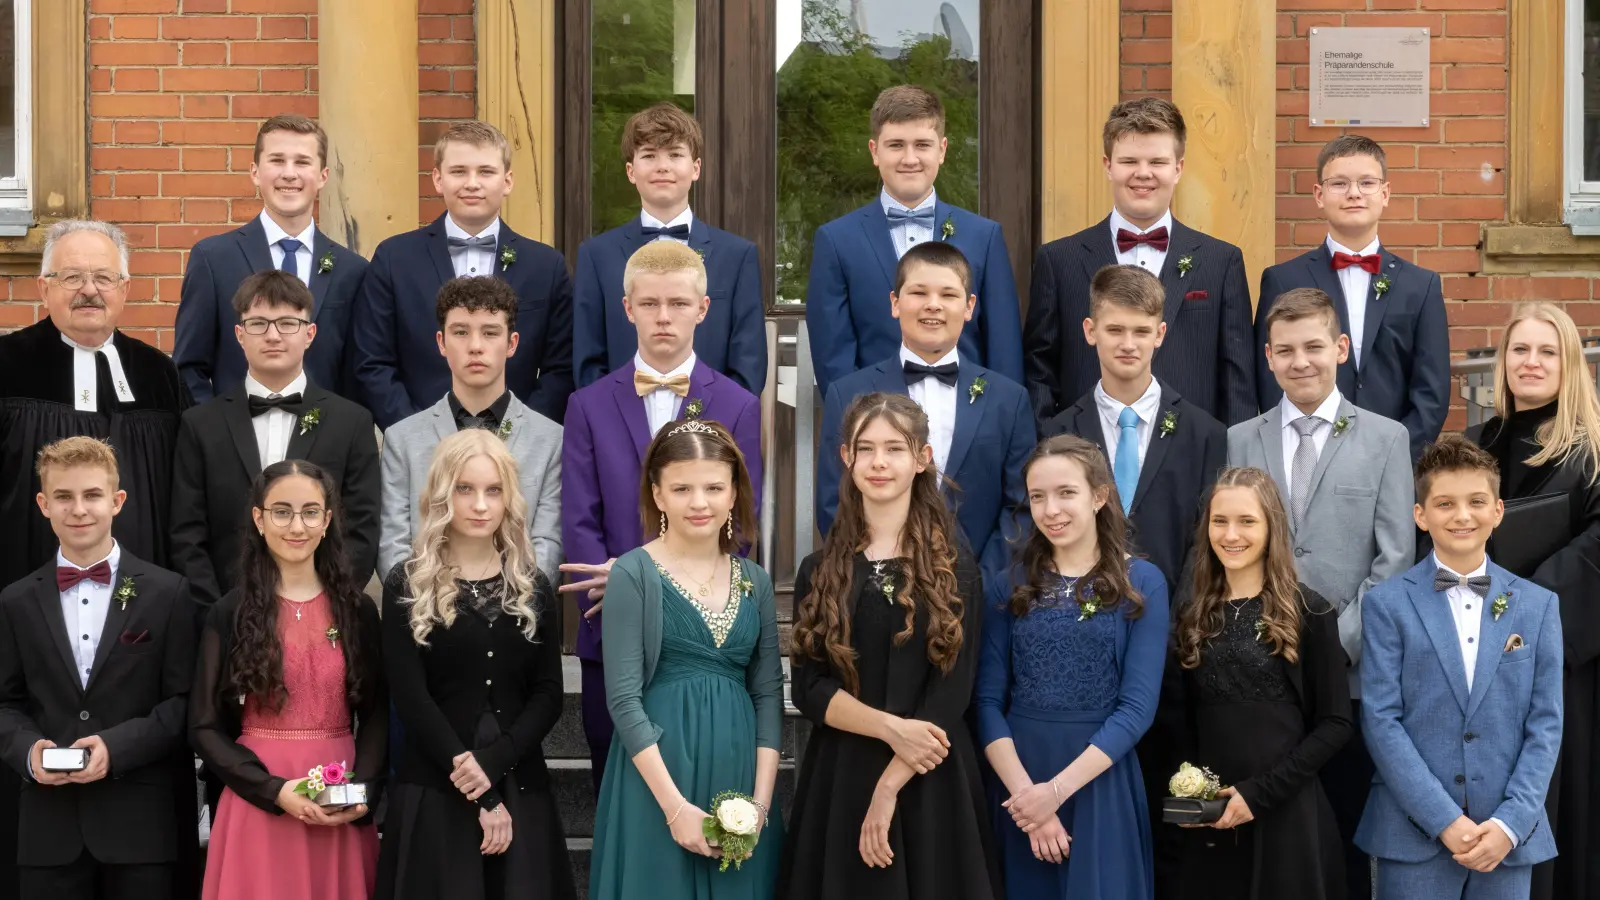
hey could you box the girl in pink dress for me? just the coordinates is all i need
[191,460,387,900]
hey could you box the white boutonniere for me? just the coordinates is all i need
[1176,255,1194,278]
[499,246,517,272]
[1159,410,1178,439]
[941,215,956,240]
[496,418,513,440]
[1332,415,1350,437]
[1492,592,1511,621]
[1374,273,1392,298]
[113,576,136,611]
[968,377,986,405]
[685,397,705,419]
[317,251,335,275]
[299,408,321,435]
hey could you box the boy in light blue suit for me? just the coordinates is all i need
[573,102,766,394]
[1358,435,1562,900]
[805,84,1022,395]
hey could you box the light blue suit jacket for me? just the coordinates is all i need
[1356,558,1562,866]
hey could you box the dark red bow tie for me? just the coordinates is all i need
[1332,251,1381,274]
[1116,226,1169,254]
[56,560,111,592]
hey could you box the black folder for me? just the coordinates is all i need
[1492,493,1570,577]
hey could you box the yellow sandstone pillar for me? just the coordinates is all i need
[1039,0,1120,242]
[477,0,558,242]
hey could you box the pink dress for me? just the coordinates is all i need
[203,594,379,900]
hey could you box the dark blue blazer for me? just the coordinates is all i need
[1024,216,1257,428]
[350,214,574,429]
[804,199,1023,395]
[173,217,367,402]
[816,357,1034,581]
[573,218,767,394]
[1256,244,1449,461]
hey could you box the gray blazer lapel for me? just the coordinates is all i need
[1465,568,1518,720]
[427,395,457,444]
[1406,570,1471,712]
[1302,399,1358,509]
[1256,407,1289,493]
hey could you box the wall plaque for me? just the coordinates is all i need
[1309,27,1430,128]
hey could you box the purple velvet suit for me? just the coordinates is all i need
[561,358,762,790]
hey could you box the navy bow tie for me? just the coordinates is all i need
[1432,570,1491,598]
[447,234,496,250]
[903,360,958,387]
[886,206,935,230]
[641,223,690,240]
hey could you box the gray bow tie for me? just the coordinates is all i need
[886,206,934,229]
[447,234,496,251]
[1432,570,1491,598]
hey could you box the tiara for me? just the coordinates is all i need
[667,419,717,437]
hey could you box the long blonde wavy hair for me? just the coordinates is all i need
[404,428,540,644]
[1491,302,1600,482]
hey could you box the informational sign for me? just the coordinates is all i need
[1309,27,1430,128]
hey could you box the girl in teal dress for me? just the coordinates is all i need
[589,418,785,900]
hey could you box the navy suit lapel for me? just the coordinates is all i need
[689,220,713,259]
[222,387,263,481]
[1157,221,1204,330]
[858,203,900,287]
[1078,216,1120,283]
[308,230,333,322]
[424,215,457,286]
[946,362,982,478]
[1466,567,1518,720]
[32,573,79,692]
[612,365,654,461]
[494,222,519,284]
[1407,569,1472,712]
[284,383,325,460]
[1357,250,1403,374]
[1071,395,1109,456]
[1131,386,1179,513]
[235,216,273,274]
[1301,244,1351,335]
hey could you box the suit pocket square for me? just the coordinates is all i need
[1184,290,1209,301]
[1504,634,1524,653]
[119,629,151,645]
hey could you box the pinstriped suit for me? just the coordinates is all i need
[1024,215,1257,428]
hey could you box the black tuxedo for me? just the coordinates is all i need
[1025,216,1257,427]
[1042,380,1227,595]
[0,553,197,872]
[169,380,381,611]
[173,216,368,403]
[350,214,575,428]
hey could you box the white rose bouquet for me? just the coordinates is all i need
[703,790,764,871]
[1163,762,1227,825]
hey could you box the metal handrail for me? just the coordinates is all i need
[1451,345,1600,427]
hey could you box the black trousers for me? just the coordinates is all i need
[18,850,171,900]
[1320,698,1374,900]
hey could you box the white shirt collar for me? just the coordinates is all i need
[634,351,697,380]
[57,540,120,575]
[59,330,137,406]
[244,370,307,399]
[59,331,111,353]
[881,186,936,215]
[899,344,960,369]
[1431,552,1488,581]
[641,207,694,231]
[1279,388,1344,430]
[1110,207,1173,238]
[444,215,502,241]
[259,211,315,250]
[1094,376,1163,423]
[1327,234,1380,257]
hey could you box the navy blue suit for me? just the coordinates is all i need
[173,217,367,402]
[816,357,1034,581]
[573,218,767,394]
[350,214,574,429]
[1256,244,1449,461]
[805,200,1023,395]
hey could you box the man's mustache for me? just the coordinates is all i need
[70,295,106,310]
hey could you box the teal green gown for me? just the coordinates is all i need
[589,563,784,899]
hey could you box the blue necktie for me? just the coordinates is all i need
[1114,406,1140,513]
[886,206,935,230]
[277,237,302,276]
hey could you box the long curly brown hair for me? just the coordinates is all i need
[1177,467,1305,668]
[792,393,963,696]
[1009,435,1141,618]
[226,460,370,711]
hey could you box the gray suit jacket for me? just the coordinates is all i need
[1227,396,1414,696]
[379,394,563,583]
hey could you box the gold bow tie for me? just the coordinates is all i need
[634,371,691,397]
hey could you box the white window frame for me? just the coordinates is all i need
[0,0,30,214]
[1565,0,1600,232]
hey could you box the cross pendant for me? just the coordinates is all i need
[294,608,302,621]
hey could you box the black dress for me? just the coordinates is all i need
[1477,405,1600,900]
[778,551,1000,900]
[1172,589,1351,900]
[375,567,575,900]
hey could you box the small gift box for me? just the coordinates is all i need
[314,782,369,809]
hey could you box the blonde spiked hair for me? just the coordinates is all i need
[622,240,708,299]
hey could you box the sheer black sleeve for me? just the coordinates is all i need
[187,602,285,815]
[789,555,845,724]
[349,595,388,814]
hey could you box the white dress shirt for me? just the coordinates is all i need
[1111,207,1173,274]
[245,371,307,470]
[900,344,959,474]
[58,542,120,690]
[1431,552,1520,849]
[260,211,315,285]
[59,332,136,412]
[882,187,937,259]
[1328,235,1380,369]
[445,215,502,277]
[635,352,695,437]
[641,207,693,245]
[1279,389,1343,501]
[1095,377,1163,469]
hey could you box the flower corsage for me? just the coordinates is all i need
[703,791,764,871]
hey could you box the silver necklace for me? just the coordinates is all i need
[279,596,314,621]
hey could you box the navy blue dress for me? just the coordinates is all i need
[972,560,1169,900]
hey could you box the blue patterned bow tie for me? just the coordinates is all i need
[1432,570,1491,598]
[886,206,935,230]
[447,234,496,251]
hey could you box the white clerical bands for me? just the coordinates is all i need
[59,333,136,411]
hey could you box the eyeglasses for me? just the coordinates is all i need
[241,316,311,335]
[263,506,326,529]
[1320,178,1386,196]
[44,270,127,291]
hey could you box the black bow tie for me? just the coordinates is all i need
[248,393,303,418]
[903,360,958,387]
[641,223,690,239]
[1432,570,1491,599]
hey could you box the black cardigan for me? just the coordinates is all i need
[188,587,387,816]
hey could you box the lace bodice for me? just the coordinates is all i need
[241,593,351,735]
[1009,576,1121,711]
[1190,596,1293,705]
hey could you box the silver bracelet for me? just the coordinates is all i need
[666,799,688,826]
[752,798,769,821]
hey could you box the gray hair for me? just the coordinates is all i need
[40,219,131,278]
